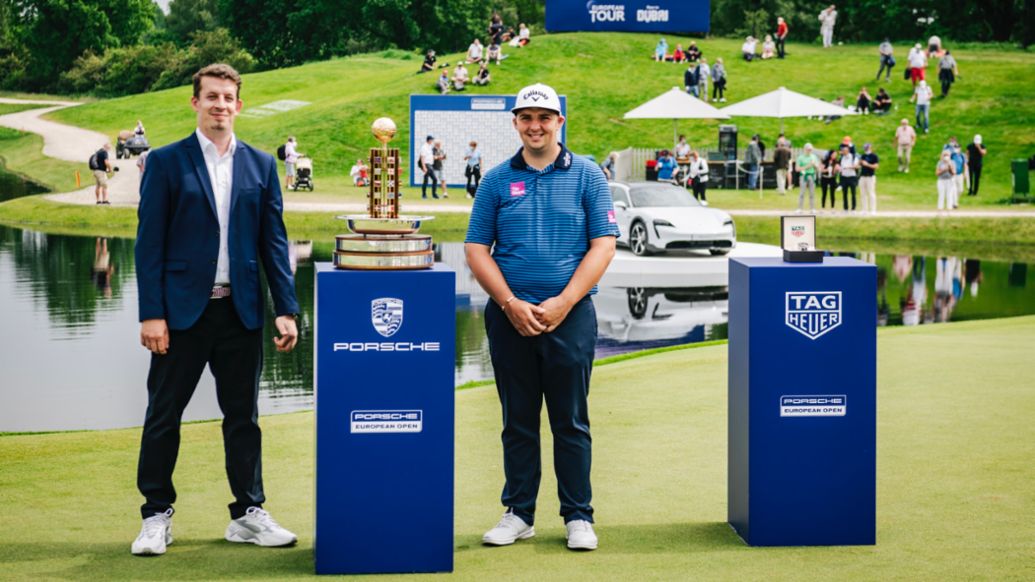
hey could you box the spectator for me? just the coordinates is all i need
[819,5,838,48]
[656,150,677,181]
[420,50,437,73]
[856,87,873,114]
[284,136,300,190]
[773,140,792,195]
[744,135,762,189]
[488,12,504,45]
[419,135,439,199]
[761,35,776,60]
[91,142,113,205]
[776,17,789,58]
[433,140,449,198]
[486,41,503,65]
[841,135,856,156]
[134,120,146,135]
[936,150,956,212]
[672,44,686,63]
[464,141,482,197]
[938,50,959,97]
[908,43,927,86]
[877,38,895,81]
[797,143,821,213]
[873,88,892,115]
[467,39,483,63]
[600,151,617,182]
[688,150,709,204]
[697,58,710,101]
[966,134,986,196]
[654,37,668,62]
[452,63,469,91]
[711,58,727,102]
[473,63,491,86]
[910,80,933,134]
[349,158,369,187]
[927,35,943,57]
[894,118,917,172]
[515,23,530,47]
[741,36,758,61]
[675,135,691,180]
[945,137,965,208]
[819,148,839,210]
[859,143,879,215]
[686,41,702,63]
[838,144,860,212]
[684,62,699,97]
[136,148,149,175]
[437,70,450,94]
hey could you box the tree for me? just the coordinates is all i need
[165,0,220,46]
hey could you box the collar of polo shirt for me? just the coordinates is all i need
[510,143,573,171]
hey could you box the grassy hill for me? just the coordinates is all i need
[45,34,1035,209]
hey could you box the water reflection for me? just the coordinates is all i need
[1,223,1033,431]
[0,166,48,203]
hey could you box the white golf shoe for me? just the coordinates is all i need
[565,519,598,551]
[224,507,298,547]
[131,508,174,556]
[482,512,535,546]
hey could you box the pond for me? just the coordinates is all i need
[1,224,1033,432]
[0,166,48,203]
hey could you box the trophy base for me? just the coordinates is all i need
[783,249,825,263]
[333,249,435,270]
[337,215,434,235]
[335,234,433,253]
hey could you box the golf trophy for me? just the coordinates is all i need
[334,117,435,269]
[780,215,824,263]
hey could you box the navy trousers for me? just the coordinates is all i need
[485,296,597,525]
[137,298,265,519]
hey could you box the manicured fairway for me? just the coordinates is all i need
[2,316,1034,580]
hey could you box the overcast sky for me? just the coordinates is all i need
[153,0,171,14]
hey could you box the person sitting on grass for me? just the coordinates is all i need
[873,88,892,115]
[420,50,437,73]
[686,41,702,62]
[761,35,776,59]
[452,63,469,91]
[742,36,758,61]
[486,41,503,65]
[437,70,450,94]
[672,44,686,63]
[350,159,369,187]
[517,23,530,46]
[824,95,845,123]
[855,87,873,114]
[473,63,491,86]
[467,38,483,64]
[654,37,668,61]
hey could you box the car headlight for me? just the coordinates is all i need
[723,219,736,237]
[652,219,674,227]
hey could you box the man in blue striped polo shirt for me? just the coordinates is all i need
[465,83,619,551]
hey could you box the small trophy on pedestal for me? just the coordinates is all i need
[334,118,435,270]
[780,215,824,263]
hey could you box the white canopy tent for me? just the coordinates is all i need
[719,86,855,132]
[624,87,730,148]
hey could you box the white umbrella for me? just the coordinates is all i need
[624,86,730,147]
[719,86,855,132]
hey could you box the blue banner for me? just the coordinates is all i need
[546,0,710,34]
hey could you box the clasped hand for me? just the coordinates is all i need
[505,296,573,336]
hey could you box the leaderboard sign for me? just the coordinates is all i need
[546,0,710,34]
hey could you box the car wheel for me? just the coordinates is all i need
[627,287,648,319]
[630,221,650,256]
[710,249,730,256]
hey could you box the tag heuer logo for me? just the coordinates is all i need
[785,291,842,340]
[371,298,404,338]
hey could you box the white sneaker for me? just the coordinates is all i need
[482,512,535,546]
[225,507,297,547]
[565,520,598,551]
[701,200,709,206]
[131,509,173,556]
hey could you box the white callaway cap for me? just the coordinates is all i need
[512,83,561,114]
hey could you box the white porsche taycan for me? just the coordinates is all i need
[609,181,737,256]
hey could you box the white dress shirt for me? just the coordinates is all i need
[195,128,236,286]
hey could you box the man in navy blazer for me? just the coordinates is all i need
[131,64,300,556]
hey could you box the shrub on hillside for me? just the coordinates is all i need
[152,28,255,91]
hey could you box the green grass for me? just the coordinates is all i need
[0,103,46,116]
[1,316,1034,580]
[44,34,1035,208]
[0,127,86,192]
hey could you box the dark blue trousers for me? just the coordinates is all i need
[485,296,597,525]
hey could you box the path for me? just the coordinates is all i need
[2,98,1034,219]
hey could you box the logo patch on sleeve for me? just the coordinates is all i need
[607,210,616,223]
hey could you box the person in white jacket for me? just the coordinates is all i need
[819,5,838,48]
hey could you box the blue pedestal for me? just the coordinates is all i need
[728,257,876,546]
[314,263,455,574]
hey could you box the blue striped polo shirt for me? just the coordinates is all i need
[465,144,620,304]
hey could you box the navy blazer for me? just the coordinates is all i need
[135,133,299,331]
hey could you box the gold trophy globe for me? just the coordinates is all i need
[334,117,435,270]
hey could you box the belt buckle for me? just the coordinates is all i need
[211,285,231,299]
